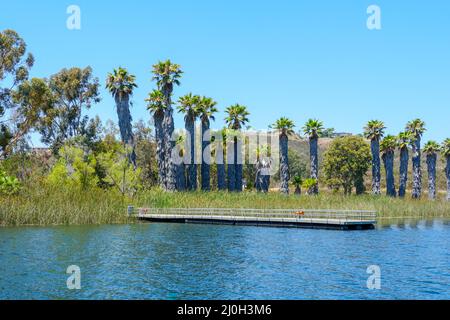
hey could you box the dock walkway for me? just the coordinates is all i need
[132,208,377,230]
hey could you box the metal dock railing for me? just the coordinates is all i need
[130,207,377,230]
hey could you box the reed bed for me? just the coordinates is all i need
[1,185,449,226]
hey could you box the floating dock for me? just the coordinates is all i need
[132,207,377,230]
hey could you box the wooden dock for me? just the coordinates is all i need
[132,208,377,230]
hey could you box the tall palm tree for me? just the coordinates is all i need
[177,93,200,190]
[441,138,450,201]
[225,104,250,192]
[216,128,227,191]
[197,96,218,191]
[364,120,386,195]
[106,67,137,168]
[424,141,440,200]
[303,119,324,195]
[146,90,166,188]
[406,119,426,199]
[152,60,183,191]
[271,117,295,194]
[255,145,271,193]
[397,131,412,198]
[174,133,187,191]
[380,135,397,197]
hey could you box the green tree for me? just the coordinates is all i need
[406,119,426,199]
[271,117,295,194]
[198,96,218,191]
[0,170,21,195]
[397,131,412,198]
[0,29,34,155]
[380,135,397,197]
[364,120,385,195]
[177,93,200,190]
[423,141,440,200]
[106,67,137,167]
[323,136,371,195]
[292,175,302,195]
[225,104,249,192]
[303,119,324,194]
[152,60,183,191]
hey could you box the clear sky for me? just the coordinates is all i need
[1,0,449,146]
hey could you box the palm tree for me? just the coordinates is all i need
[146,90,166,188]
[216,128,227,191]
[197,96,218,191]
[424,141,440,200]
[255,145,271,193]
[152,60,183,191]
[303,119,324,194]
[406,119,426,199]
[177,93,200,190]
[441,138,450,201]
[106,67,137,168]
[292,175,302,196]
[174,133,187,191]
[225,104,250,192]
[380,135,397,197]
[364,120,386,195]
[271,117,295,194]
[397,131,412,198]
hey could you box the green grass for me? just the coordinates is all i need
[1,184,449,226]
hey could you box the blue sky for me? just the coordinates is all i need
[1,0,449,146]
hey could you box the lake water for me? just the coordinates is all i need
[0,219,449,300]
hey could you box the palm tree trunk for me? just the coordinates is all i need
[161,87,176,191]
[227,138,235,192]
[295,186,301,195]
[446,156,450,201]
[153,113,165,189]
[412,137,422,199]
[216,141,226,190]
[234,136,243,192]
[279,134,289,194]
[115,94,136,168]
[201,119,211,191]
[309,136,319,194]
[426,153,437,200]
[398,147,409,198]
[175,162,186,191]
[371,138,381,195]
[185,117,197,190]
[255,159,262,192]
[383,152,396,197]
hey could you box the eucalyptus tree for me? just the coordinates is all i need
[303,119,324,194]
[423,141,440,200]
[364,120,386,195]
[0,29,35,156]
[406,119,426,199]
[397,131,412,198]
[225,104,250,192]
[380,135,397,197]
[106,67,136,167]
[177,93,200,190]
[146,90,166,188]
[271,117,295,194]
[198,96,218,191]
[152,60,183,191]
[441,138,450,201]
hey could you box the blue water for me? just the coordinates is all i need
[0,220,449,300]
